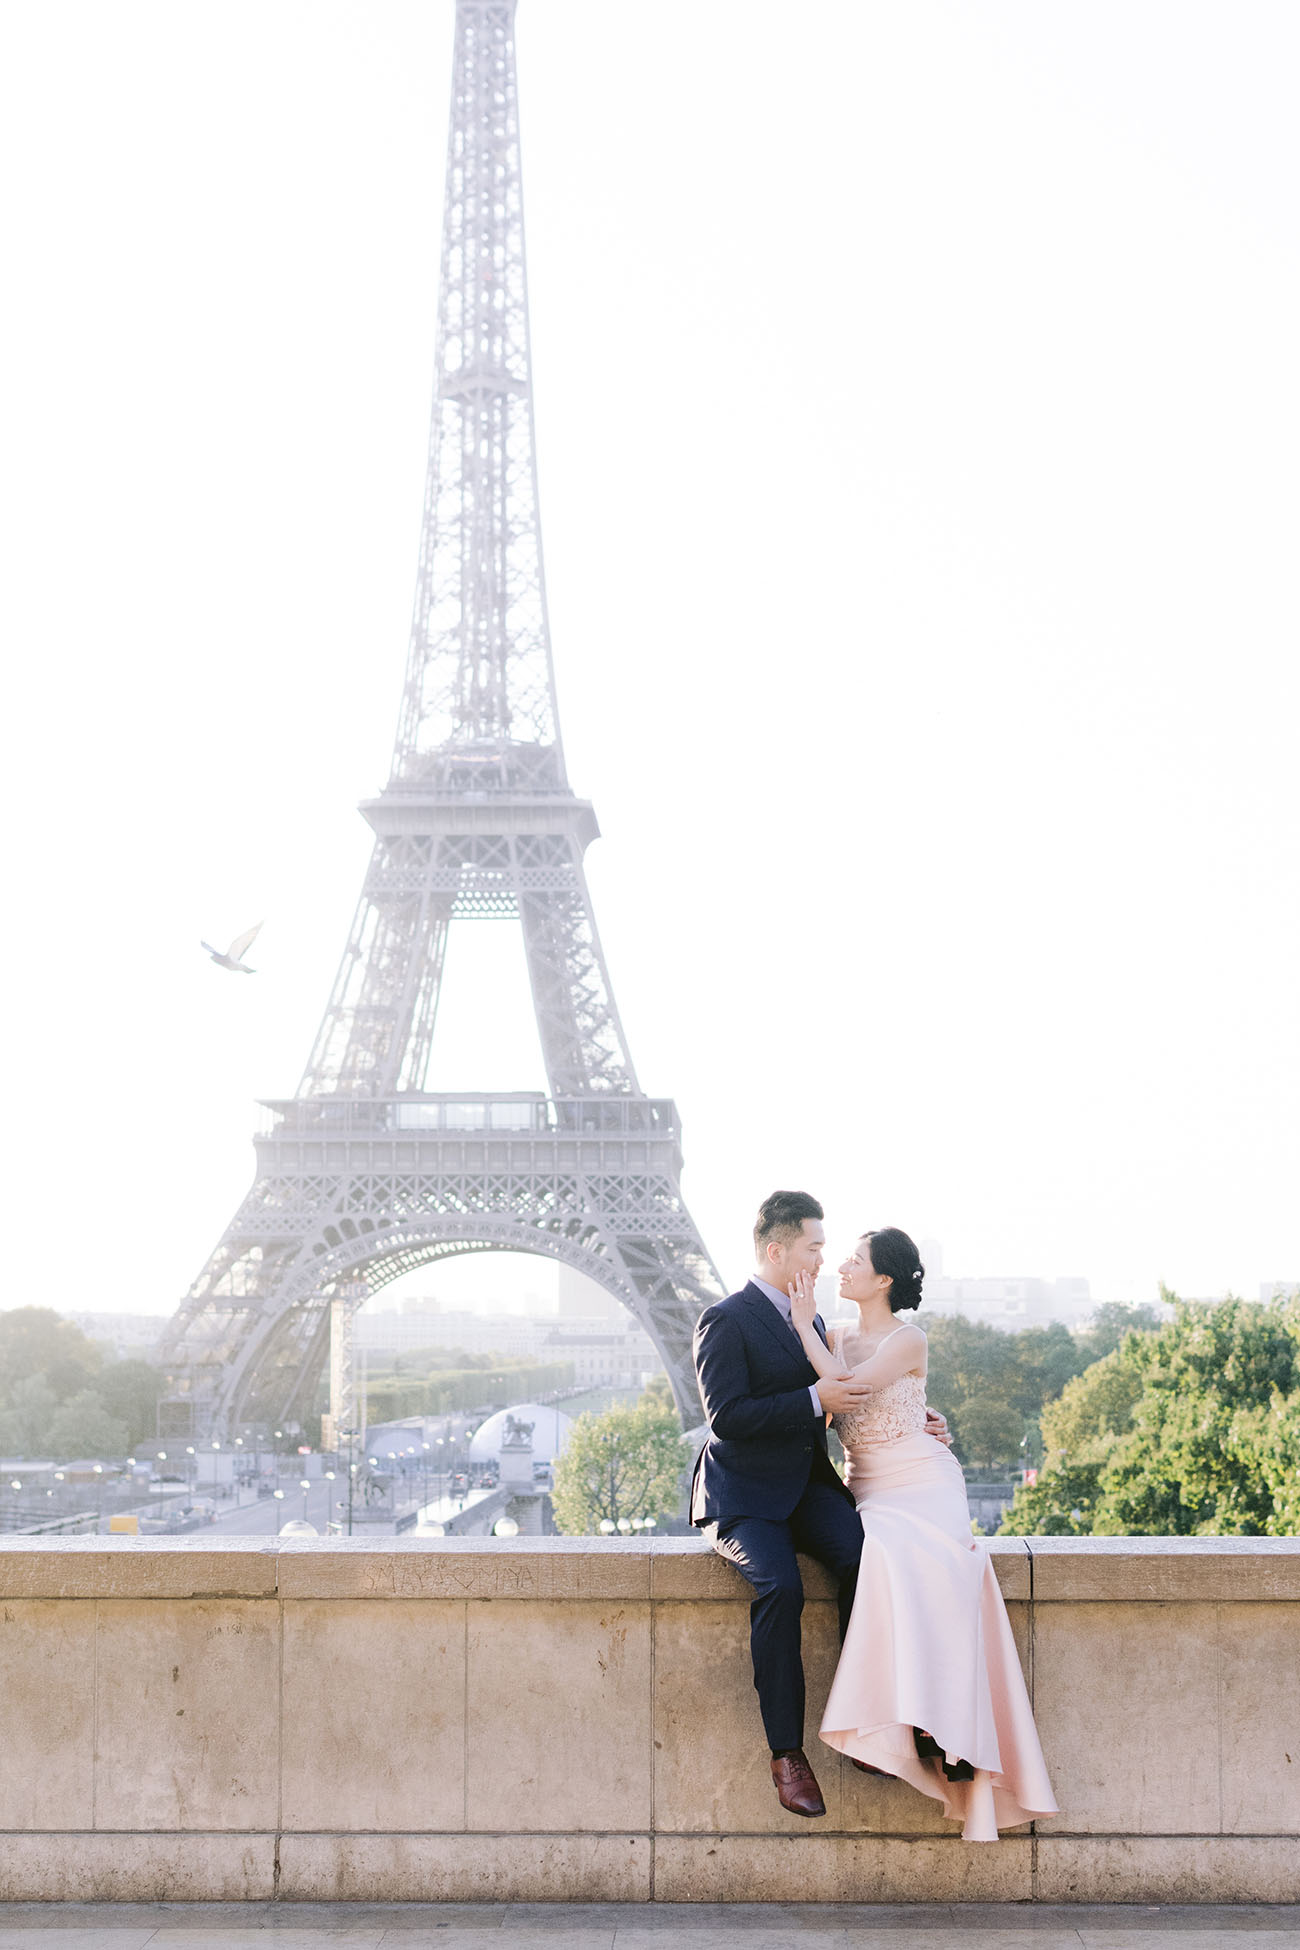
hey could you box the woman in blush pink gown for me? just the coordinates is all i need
[789,1229,1057,1843]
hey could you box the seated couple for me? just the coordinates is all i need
[690,1189,1056,1842]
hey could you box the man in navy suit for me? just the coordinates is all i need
[690,1189,947,1817]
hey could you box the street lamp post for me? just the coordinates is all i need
[335,1426,357,1536]
[299,1478,311,1523]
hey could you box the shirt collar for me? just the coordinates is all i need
[751,1274,793,1319]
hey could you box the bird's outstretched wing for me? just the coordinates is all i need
[226,922,263,965]
[200,941,221,958]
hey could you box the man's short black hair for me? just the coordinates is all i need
[754,1189,824,1253]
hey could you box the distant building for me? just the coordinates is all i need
[919,1275,1092,1332]
[356,1308,549,1359]
[542,1312,660,1390]
[62,1313,165,1360]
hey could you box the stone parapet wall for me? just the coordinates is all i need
[1,1535,1297,1904]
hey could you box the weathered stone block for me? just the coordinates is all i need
[1219,1601,1300,1835]
[276,1535,651,1602]
[1033,1601,1220,1835]
[1035,1834,1300,1903]
[277,1831,651,1902]
[0,1832,274,1901]
[466,1599,652,1831]
[651,1833,1032,1902]
[281,1598,466,1833]
[92,1599,279,1830]
[0,1597,96,1829]
[1027,1535,1300,1602]
[652,1598,852,1833]
[0,1538,277,1600]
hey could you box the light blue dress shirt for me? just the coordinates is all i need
[751,1273,824,1417]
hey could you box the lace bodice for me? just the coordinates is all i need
[829,1326,928,1450]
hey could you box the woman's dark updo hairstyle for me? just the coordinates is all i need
[865,1227,925,1313]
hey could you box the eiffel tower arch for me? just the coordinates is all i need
[158,0,724,1438]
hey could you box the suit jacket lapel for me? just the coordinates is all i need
[741,1281,827,1367]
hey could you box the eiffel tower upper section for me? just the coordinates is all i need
[300,0,634,1103]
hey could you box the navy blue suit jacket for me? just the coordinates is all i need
[689,1281,856,1524]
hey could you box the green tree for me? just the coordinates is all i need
[551,1402,690,1535]
[1038,1349,1144,1462]
[638,1373,675,1413]
[0,1375,59,1457]
[46,1390,130,1460]
[96,1360,165,1450]
[953,1397,1024,1472]
[1000,1295,1300,1536]
[1073,1299,1168,1368]
[364,1358,574,1425]
[925,1316,1076,1468]
[0,1308,101,1407]
[995,1461,1104,1536]
[1228,1393,1300,1534]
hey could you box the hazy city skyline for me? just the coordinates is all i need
[4,1,1297,1323]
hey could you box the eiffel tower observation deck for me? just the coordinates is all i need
[158,0,725,1439]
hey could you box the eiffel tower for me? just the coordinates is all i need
[158,0,724,1439]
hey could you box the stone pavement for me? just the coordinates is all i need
[0,1905,1298,1948]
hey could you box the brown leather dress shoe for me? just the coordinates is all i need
[770,1748,826,1817]
[850,1757,894,1777]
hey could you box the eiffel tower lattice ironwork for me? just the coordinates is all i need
[158,0,724,1438]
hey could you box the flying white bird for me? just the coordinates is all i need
[200,922,262,974]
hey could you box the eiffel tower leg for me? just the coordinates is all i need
[300,865,454,1096]
[519,843,636,1095]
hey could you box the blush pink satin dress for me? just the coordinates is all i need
[819,1326,1057,1841]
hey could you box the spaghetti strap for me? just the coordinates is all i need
[836,1321,909,1358]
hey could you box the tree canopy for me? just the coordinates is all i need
[0,1308,163,1457]
[999,1293,1300,1535]
[922,1305,1164,1473]
[364,1358,574,1424]
[0,1307,102,1403]
[550,1400,690,1535]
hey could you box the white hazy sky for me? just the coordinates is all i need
[3,1,1298,1320]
